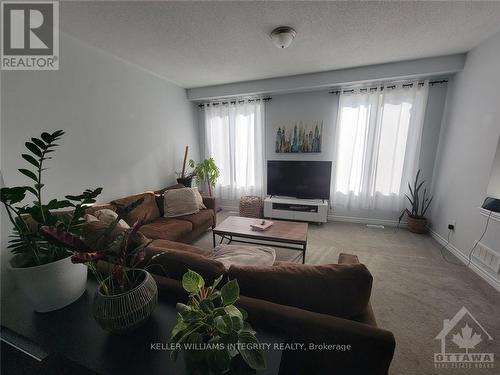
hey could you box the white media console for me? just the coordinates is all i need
[264,196,329,223]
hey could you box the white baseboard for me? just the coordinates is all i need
[328,214,405,227]
[429,229,500,292]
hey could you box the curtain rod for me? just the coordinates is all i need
[329,79,448,95]
[198,96,272,108]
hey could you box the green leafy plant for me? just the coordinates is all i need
[0,130,102,267]
[40,197,151,295]
[171,270,266,375]
[188,158,220,196]
[399,169,433,223]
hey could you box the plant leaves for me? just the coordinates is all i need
[224,305,243,320]
[18,169,38,182]
[0,186,28,204]
[25,142,42,157]
[221,279,239,306]
[182,269,205,293]
[214,315,232,334]
[21,154,40,168]
[31,138,46,150]
[237,331,266,370]
[41,132,53,143]
[39,225,89,251]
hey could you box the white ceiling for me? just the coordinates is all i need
[61,1,500,88]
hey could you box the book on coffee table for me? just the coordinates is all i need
[250,220,274,231]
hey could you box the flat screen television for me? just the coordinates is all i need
[267,160,332,200]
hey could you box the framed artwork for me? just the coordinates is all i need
[275,120,322,153]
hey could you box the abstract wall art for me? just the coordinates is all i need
[274,120,322,153]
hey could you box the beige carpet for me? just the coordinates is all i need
[193,210,500,375]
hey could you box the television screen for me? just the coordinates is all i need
[267,161,332,200]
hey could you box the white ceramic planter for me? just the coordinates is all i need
[8,255,87,313]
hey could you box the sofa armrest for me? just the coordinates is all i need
[202,196,216,210]
[238,295,395,375]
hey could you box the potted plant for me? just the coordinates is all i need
[171,270,266,374]
[40,198,158,334]
[1,130,102,312]
[399,170,433,234]
[189,158,220,196]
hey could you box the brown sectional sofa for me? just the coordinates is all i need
[87,184,395,374]
[86,184,216,244]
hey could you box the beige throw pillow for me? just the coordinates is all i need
[164,188,200,218]
[191,187,206,210]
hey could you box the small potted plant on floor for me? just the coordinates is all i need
[1,130,102,312]
[40,197,158,333]
[189,158,219,196]
[399,169,433,234]
[171,270,266,374]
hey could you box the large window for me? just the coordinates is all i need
[333,83,429,211]
[204,100,264,200]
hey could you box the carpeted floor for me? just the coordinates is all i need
[193,210,500,374]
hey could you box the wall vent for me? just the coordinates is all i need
[472,242,500,274]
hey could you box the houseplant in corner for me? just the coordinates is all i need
[189,158,220,196]
[399,169,433,234]
[40,198,158,334]
[171,269,266,375]
[1,130,102,312]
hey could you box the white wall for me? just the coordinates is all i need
[264,85,448,223]
[0,33,199,296]
[430,31,500,287]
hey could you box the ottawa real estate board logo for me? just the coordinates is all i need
[434,306,494,369]
[1,1,59,70]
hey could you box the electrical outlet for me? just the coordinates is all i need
[448,221,456,231]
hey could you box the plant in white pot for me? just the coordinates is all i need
[0,130,102,312]
[398,170,433,234]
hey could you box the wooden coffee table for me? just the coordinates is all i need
[212,216,308,263]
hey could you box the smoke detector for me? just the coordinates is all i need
[270,26,296,49]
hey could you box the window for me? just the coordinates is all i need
[333,83,429,211]
[204,101,264,200]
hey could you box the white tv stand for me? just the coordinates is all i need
[264,196,328,223]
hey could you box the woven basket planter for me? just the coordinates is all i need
[93,269,158,334]
[239,196,264,218]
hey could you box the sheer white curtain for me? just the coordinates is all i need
[204,100,265,200]
[332,82,429,212]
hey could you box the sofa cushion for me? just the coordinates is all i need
[163,188,200,218]
[142,245,226,284]
[176,209,215,229]
[227,263,373,319]
[111,191,160,225]
[139,217,192,241]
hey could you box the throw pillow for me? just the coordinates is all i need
[163,188,200,218]
[209,245,275,270]
[82,213,128,250]
[191,187,207,210]
[111,192,160,225]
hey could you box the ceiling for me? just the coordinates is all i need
[61,1,500,88]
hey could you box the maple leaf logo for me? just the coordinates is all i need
[451,324,482,353]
